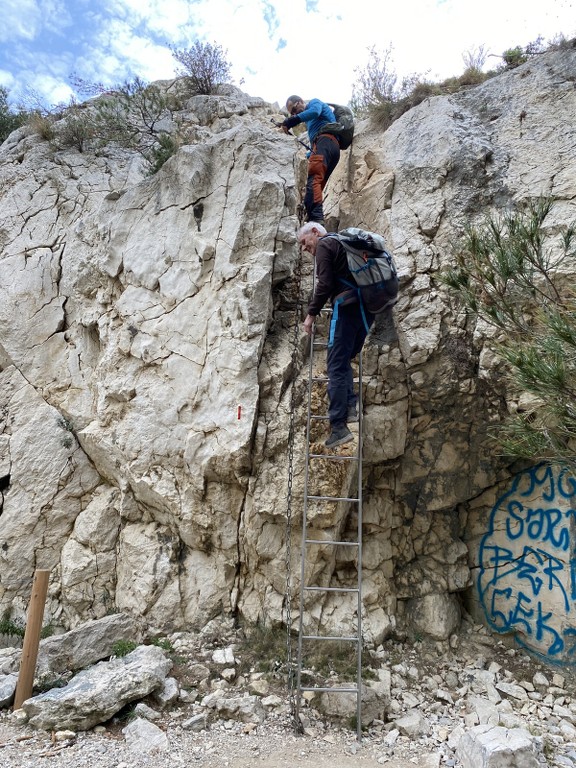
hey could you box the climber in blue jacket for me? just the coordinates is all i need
[282,96,341,225]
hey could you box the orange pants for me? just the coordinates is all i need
[304,133,340,222]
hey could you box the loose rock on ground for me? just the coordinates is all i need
[1,613,576,767]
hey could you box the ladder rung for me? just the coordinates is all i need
[300,686,358,693]
[310,414,330,420]
[304,586,359,593]
[313,342,328,348]
[307,495,359,502]
[302,634,358,642]
[305,539,359,546]
[308,453,359,461]
[311,377,360,383]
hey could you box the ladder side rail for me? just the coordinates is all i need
[295,257,319,726]
[356,350,363,740]
[295,322,316,725]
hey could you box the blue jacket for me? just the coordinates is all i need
[285,98,336,143]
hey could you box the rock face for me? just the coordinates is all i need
[21,644,172,731]
[0,614,141,682]
[1,52,576,663]
[456,724,541,768]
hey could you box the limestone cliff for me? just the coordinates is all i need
[1,50,575,664]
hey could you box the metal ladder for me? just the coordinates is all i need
[294,306,364,740]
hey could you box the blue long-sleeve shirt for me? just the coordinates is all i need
[286,98,336,143]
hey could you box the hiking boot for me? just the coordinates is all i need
[325,426,353,448]
[347,405,359,423]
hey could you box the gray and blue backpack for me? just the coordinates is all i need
[326,227,399,334]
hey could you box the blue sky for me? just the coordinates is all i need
[0,0,574,109]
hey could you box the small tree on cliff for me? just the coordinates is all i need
[440,197,576,467]
[170,41,233,95]
[40,77,181,174]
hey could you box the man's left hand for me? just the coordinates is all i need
[283,115,301,130]
[303,314,315,336]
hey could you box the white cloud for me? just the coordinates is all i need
[14,69,74,107]
[102,21,176,81]
[0,70,16,89]
[0,0,43,42]
[31,74,74,105]
[42,0,74,37]
[0,0,73,44]
[103,0,202,39]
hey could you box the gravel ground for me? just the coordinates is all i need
[0,714,434,768]
[2,615,575,768]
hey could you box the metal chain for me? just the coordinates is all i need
[284,204,306,734]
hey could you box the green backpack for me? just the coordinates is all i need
[320,103,355,149]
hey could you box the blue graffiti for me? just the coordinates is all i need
[533,602,564,657]
[505,502,570,549]
[478,464,576,664]
[489,587,533,633]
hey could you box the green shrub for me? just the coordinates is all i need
[237,622,287,674]
[458,68,490,87]
[501,36,546,69]
[351,45,495,130]
[91,77,181,172]
[0,611,25,637]
[150,637,175,653]
[93,78,173,142]
[502,46,528,68]
[146,132,180,175]
[53,104,96,152]
[440,197,576,466]
[27,111,56,141]
[365,79,442,130]
[0,86,27,144]
[0,611,56,639]
[40,624,56,639]
[112,639,138,657]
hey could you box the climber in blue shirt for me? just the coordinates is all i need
[281,96,341,225]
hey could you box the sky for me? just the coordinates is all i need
[0,0,575,111]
